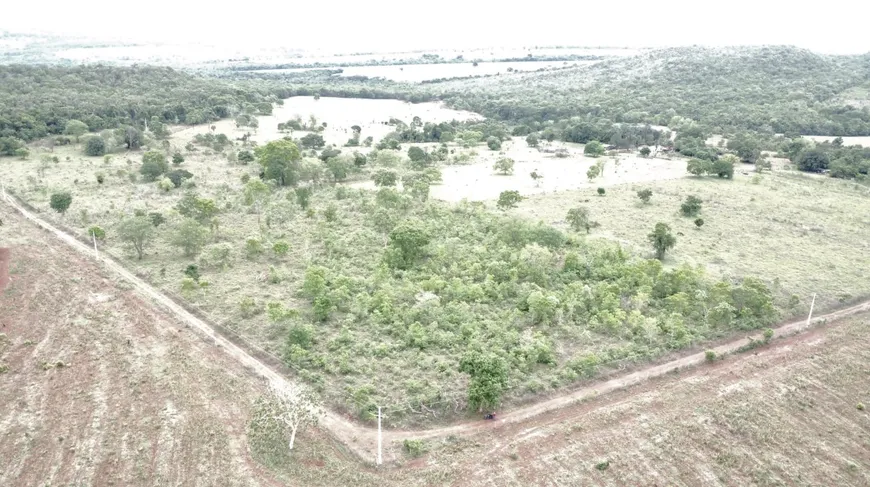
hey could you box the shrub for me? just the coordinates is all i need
[140,151,168,181]
[584,140,605,157]
[763,327,774,342]
[87,225,106,240]
[172,152,184,165]
[595,460,610,471]
[705,350,716,362]
[687,158,712,176]
[637,188,652,204]
[237,150,255,164]
[167,169,193,188]
[858,403,865,411]
[486,136,502,151]
[496,190,523,211]
[403,439,428,458]
[245,236,264,258]
[648,222,676,260]
[184,264,201,282]
[171,218,209,256]
[493,157,515,175]
[324,204,338,222]
[49,191,72,215]
[694,218,705,229]
[158,177,174,191]
[96,173,105,184]
[597,187,605,196]
[373,170,398,187]
[85,137,106,156]
[680,195,703,217]
[200,243,233,269]
[273,240,290,256]
[639,146,651,157]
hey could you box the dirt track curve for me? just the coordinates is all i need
[4,190,869,464]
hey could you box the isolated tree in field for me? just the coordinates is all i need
[373,170,398,187]
[493,157,515,175]
[256,139,302,186]
[711,155,736,179]
[686,158,712,176]
[584,140,605,157]
[140,151,168,181]
[85,136,106,156]
[459,349,508,411]
[680,195,703,217]
[637,188,653,204]
[243,179,271,225]
[525,133,539,148]
[387,221,430,269]
[648,222,676,260]
[295,186,312,209]
[496,190,523,211]
[586,164,601,181]
[49,191,72,216]
[116,216,154,260]
[797,148,830,173]
[299,133,325,149]
[566,207,593,233]
[694,218,705,229]
[250,382,322,453]
[64,120,89,141]
[639,146,651,157]
[486,136,501,151]
[171,218,210,257]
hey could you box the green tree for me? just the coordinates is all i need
[116,216,154,260]
[64,119,89,140]
[140,151,168,181]
[49,191,72,215]
[295,187,313,209]
[493,157,515,175]
[727,134,761,163]
[584,140,605,157]
[637,188,653,204]
[565,207,592,233]
[256,139,302,186]
[171,218,210,257]
[496,190,523,211]
[373,170,398,187]
[711,155,736,179]
[387,221,430,269]
[525,133,539,148]
[686,158,712,176]
[648,222,676,260]
[407,146,428,165]
[326,156,351,182]
[694,218,705,229]
[122,126,143,150]
[237,150,255,164]
[680,195,703,217]
[639,146,651,157]
[486,136,502,151]
[299,133,325,149]
[172,152,184,165]
[85,137,106,156]
[459,350,508,411]
[797,148,830,173]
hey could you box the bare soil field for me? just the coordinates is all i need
[515,169,870,314]
[0,204,381,487]
[171,96,482,148]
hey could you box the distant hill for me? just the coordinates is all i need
[435,46,870,135]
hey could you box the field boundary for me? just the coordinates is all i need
[3,188,869,464]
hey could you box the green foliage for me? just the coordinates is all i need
[237,150,255,164]
[525,133,539,147]
[295,187,313,209]
[373,170,398,187]
[566,207,593,234]
[402,439,428,458]
[176,192,219,223]
[256,139,302,186]
[459,350,509,411]
[680,195,703,217]
[687,158,713,176]
[639,146,651,157]
[648,222,676,260]
[199,243,233,269]
[597,187,606,196]
[49,191,72,215]
[496,190,523,211]
[172,152,184,165]
[797,148,830,173]
[63,119,89,139]
[299,133,325,149]
[171,218,209,257]
[493,157,515,175]
[711,155,736,179]
[167,169,193,188]
[140,151,168,181]
[704,350,716,361]
[87,225,106,240]
[407,146,428,164]
[157,177,174,192]
[184,264,201,282]
[486,136,502,151]
[245,236,265,258]
[116,216,154,259]
[84,136,106,156]
[727,134,761,163]
[637,188,653,204]
[584,140,605,157]
[272,240,290,257]
[694,218,705,229]
[386,221,430,269]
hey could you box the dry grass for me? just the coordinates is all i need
[514,168,870,314]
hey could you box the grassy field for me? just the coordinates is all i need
[516,168,870,315]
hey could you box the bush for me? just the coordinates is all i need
[486,136,501,151]
[694,218,705,229]
[199,243,233,269]
[403,439,428,458]
[597,187,606,196]
[272,240,290,256]
[172,152,184,165]
[637,188,652,204]
[496,190,523,210]
[245,236,265,258]
[680,195,703,217]
[49,191,72,215]
[493,157,515,175]
[184,264,201,282]
[797,148,830,173]
[95,172,105,184]
[704,350,716,362]
[85,137,106,156]
[763,327,774,342]
[157,177,174,191]
[167,169,194,188]
[237,150,255,164]
[87,225,106,240]
[140,151,168,181]
[584,140,605,157]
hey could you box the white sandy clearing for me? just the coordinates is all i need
[802,135,870,147]
[170,96,482,148]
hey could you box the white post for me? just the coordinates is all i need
[377,406,382,466]
[806,293,816,328]
[92,232,98,260]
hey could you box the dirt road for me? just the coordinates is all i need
[3,190,869,464]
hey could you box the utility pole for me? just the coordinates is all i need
[806,293,816,328]
[377,406,382,466]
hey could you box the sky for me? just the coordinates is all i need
[3,0,870,55]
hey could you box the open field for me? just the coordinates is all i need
[515,169,870,314]
[171,96,481,148]
[250,61,598,83]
